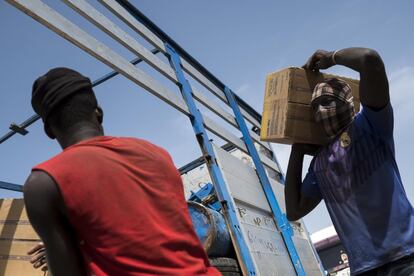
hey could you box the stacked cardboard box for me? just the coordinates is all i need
[260,67,360,145]
[0,198,50,276]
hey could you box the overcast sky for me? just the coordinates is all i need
[0,0,413,234]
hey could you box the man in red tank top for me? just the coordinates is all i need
[23,68,220,276]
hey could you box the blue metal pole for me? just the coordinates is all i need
[0,181,23,192]
[223,86,305,276]
[165,43,257,276]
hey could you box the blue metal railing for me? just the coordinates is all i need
[0,181,23,192]
[166,43,258,276]
[224,86,305,275]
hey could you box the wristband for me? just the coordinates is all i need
[332,50,340,65]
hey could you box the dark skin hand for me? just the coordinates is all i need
[285,47,390,221]
[28,242,48,271]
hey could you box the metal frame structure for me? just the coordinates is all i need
[2,0,324,275]
[0,181,23,192]
[165,44,257,274]
[223,86,304,274]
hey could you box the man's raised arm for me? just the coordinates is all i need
[303,47,389,109]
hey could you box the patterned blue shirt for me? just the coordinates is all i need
[302,103,414,274]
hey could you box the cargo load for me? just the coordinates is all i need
[260,67,360,145]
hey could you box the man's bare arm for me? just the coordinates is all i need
[285,144,321,221]
[303,47,389,109]
[24,171,87,276]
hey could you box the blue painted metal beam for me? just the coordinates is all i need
[223,86,305,276]
[165,44,257,276]
[0,181,23,192]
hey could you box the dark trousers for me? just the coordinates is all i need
[359,254,414,276]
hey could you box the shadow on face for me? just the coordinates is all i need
[311,96,355,140]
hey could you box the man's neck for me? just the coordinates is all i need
[58,127,104,149]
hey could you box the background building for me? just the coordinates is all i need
[311,226,350,276]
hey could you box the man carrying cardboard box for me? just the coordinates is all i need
[285,48,414,275]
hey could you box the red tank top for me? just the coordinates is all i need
[33,136,220,276]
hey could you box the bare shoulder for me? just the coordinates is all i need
[24,170,64,218]
[24,171,59,199]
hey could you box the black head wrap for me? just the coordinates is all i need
[31,67,97,121]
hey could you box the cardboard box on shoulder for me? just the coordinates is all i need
[260,67,360,145]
